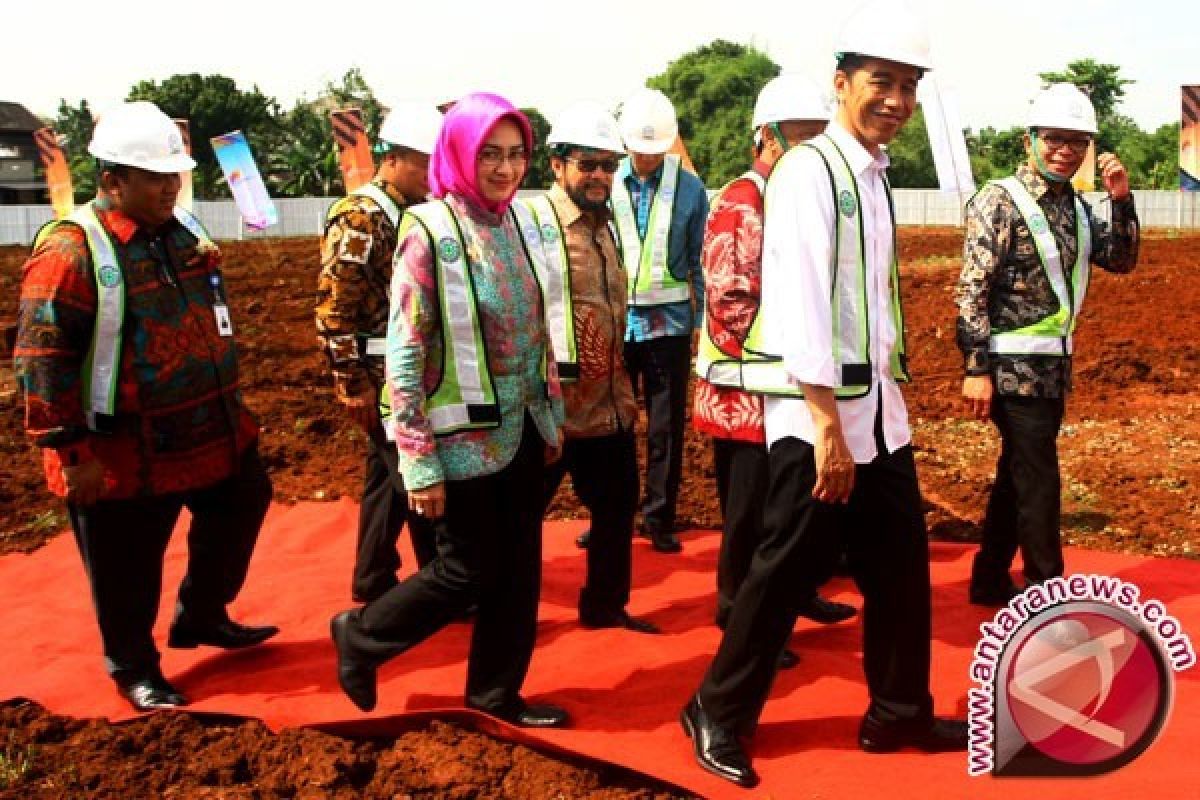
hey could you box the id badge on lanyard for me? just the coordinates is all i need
[210,274,234,337]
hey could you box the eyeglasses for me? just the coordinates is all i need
[565,156,621,174]
[1039,133,1092,154]
[478,147,529,167]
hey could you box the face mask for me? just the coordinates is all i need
[1031,130,1070,184]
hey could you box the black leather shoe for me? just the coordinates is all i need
[331,611,377,712]
[969,583,1021,607]
[575,529,591,548]
[118,675,187,712]
[778,649,800,670]
[680,696,758,788]
[650,531,682,554]
[580,609,661,634]
[797,594,857,625]
[858,713,969,753]
[472,700,570,728]
[168,617,279,650]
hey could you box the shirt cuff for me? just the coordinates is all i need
[964,347,990,375]
[783,350,838,388]
[397,449,444,492]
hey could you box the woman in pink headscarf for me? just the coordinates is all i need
[331,93,569,729]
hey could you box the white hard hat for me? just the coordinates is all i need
[835,1,933,71]
[618,88,678,155]
[1028,83,1098,135]
[378,102,443,155]
[88,101,196,173]
[752,74,832,129]
[547,101,624,152]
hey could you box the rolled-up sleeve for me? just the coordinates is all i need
[386,221,444,490]
[761,151,838,387]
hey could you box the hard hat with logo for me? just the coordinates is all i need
[547,101,624,153]
[618,88,678,155]
[835,0,933,71]
[752,74,832,129]
[88,101,196,173]
[378,102,443,155]
[1027,83,1098,135]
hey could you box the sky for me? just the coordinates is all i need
[6,0,1197,134]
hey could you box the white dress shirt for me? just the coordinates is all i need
[760,121,911,463]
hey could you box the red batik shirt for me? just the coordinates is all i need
[692,161,770,444]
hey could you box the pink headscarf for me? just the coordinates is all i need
[428,92,534,215]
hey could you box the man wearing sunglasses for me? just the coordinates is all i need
[956,83,1140,606]
[530,102,658,634]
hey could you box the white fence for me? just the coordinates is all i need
[3,190,1199,246]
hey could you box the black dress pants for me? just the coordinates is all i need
[623,335,690,533]
[543,431,639,619]
[699,436,933,734]
[344,416,546,714]
[67,446,272,685]
[712,437,769,628]
[354,422,437,602]
[972,395,1066,590]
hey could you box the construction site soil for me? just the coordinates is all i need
[1,228,1197,797]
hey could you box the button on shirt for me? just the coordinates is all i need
[761,122,910,463]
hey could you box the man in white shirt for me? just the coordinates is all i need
[680,3,967,788]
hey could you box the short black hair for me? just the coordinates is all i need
[836,52,926,80]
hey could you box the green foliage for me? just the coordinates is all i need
[521,107,552,189]
[968,126,1027,183]
[52,98,97,202]
[887,107,938,188]
[647,40,779,187]
[127,73,278,199]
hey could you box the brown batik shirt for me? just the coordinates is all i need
[316,179,411,401]
[955,164,1139,398]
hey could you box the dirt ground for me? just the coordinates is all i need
[1,228,1198,797]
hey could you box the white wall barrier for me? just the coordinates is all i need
[3,190,1198,247]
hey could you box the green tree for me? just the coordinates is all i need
[522,107,552,189]
[647,40,779,187]
[887,106,938,188]
[967,125,1027,183]
[126,73,278,198]
[52,98,97,202]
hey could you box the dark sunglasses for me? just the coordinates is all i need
[565,156,621,174]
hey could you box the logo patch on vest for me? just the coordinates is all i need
[1029,214,1049,234]
[838,190,856,218]
[97,264,121,288]
[437,236,461,263]
[540,223,558,243]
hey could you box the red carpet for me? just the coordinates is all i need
[1,499,1198,799]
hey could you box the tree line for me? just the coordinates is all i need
[46,48,1180,203]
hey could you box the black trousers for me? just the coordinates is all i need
[344,416,546,714]
[624,334,690,533]
[699,436,933,734]
[973,395,1066,589]
[354,422,437,602]
[543,431,639,619]
[67,447,272,685]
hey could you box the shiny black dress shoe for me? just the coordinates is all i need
[969,583,1021,607]
[579,609,661,634]
[118,675,187,712]
[168,617,279,650]
[680,695,758,788]
[858,713,969,753]
[797,594,857,624]
[778,648,800,670]
[331,611,377,712]
[575,529,591,548]
[472,700,570,728]
[650,531,682,554]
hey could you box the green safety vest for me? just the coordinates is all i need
[32,202,215,432]
[388,198,549,436]
[520,193,579,382]
[611,153,691,307]
[987,176,1092,357]
[733,134,910,399]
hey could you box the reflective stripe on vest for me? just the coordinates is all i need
[33,203,214,432]
[611,153,690,306]
[987,176,1092,358]
[520,194,579,382]
[740,135,909,399]
[695,171,771,389]
[350,182,403,230]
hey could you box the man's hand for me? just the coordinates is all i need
[962,375,994,421]
[408,483,446,519]
[62,459,105,507]
[546,429,565,465]
[811,421,855,504]
[339,386,379,431]
[1098,153,1130,201]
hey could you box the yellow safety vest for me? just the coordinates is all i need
[611,153,691,307]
